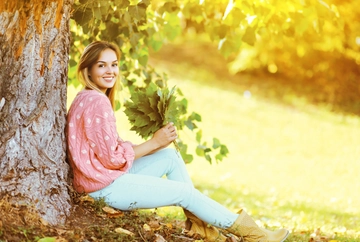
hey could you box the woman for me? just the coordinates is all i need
[67,40,289,242]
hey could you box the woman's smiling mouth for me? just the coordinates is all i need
[103,77,114,82]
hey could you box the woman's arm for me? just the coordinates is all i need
[133,122,177,160]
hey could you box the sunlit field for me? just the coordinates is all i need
[67,52,360,241]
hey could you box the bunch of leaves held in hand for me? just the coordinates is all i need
[124,82,183,150]
[124,82,229,164]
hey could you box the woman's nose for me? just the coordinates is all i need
[106,65,113,73]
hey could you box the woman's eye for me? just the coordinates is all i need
[112,63,118,67]
[98,64,104,68]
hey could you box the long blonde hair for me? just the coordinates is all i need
[77,41,121,109]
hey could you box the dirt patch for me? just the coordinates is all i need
[0,195,213,242]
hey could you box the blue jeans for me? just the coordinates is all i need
[89,148,238,228]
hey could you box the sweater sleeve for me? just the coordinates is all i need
[83,97,135,171]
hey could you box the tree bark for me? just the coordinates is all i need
[0,0,73,225]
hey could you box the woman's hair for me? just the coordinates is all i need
[77,40,121,109]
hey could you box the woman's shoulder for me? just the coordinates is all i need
[77,89,105,99]
[69,89,111,115]
[76,89,110,106]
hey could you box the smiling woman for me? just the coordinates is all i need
[66,40,289,242]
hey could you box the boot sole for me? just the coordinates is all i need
[280,230,290,242]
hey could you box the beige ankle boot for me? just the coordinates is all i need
[260,227,289,242]
[226,209,268,242]
[184,209,227,242]
[226,209,289,242]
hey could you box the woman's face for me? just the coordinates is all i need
[89,48,119,93]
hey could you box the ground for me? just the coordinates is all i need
[0,194,212,242]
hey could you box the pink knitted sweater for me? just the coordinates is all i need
[67,89,135,193]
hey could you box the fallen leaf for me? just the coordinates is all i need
[164,223,173,229]
[143,223,152,232]
[154,233,167,242]
[79,195,94,204]
[37,237,56,242]
[149,220,161,229]
[114,227,134,236]
[102,206,118,214]
[102,206,124,217]
[37,237,68,242]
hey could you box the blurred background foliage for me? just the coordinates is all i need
[69,0,360,162]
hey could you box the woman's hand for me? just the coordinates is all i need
[152,122,178,149]
[133,123,178,160]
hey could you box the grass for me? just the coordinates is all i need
[65,45,360,241]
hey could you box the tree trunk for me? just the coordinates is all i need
[0,0,73,225]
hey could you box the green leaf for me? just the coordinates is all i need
[189,112,202,122]
[157,101,165,121]
[164,2,180,13]
[93,7,102,20]
[133,115,149,128]
[205,154,212,164]
[220,145,229,156]
[106,21,121,41]
[163,13,182,41]
[242,26,256,46]
[115,100,121,111]
[196,130,202,143]
[223,7,246,27]
[181,153,194,163]
[138,54,148,67]
[72,8,93,29]
[37,237,56,242]
[178,142,194,163]
[69,59,77,67]
[176,88,184,96]
[218,37,239,58]
[115,0,130,9]
[212,137,221,149]
[216,24,229,39]
[100,5,109,16]
[148,96,158,111]
[140,0,150,7]
[184,119,196,130]
[138,102,154,115]
[196,145,205,157]
[147,82,158,95]
[148,33,163,51]
[128,4,147,22]
[130,33,141,47]
[148,111,160,121]
[215,153,224,162]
